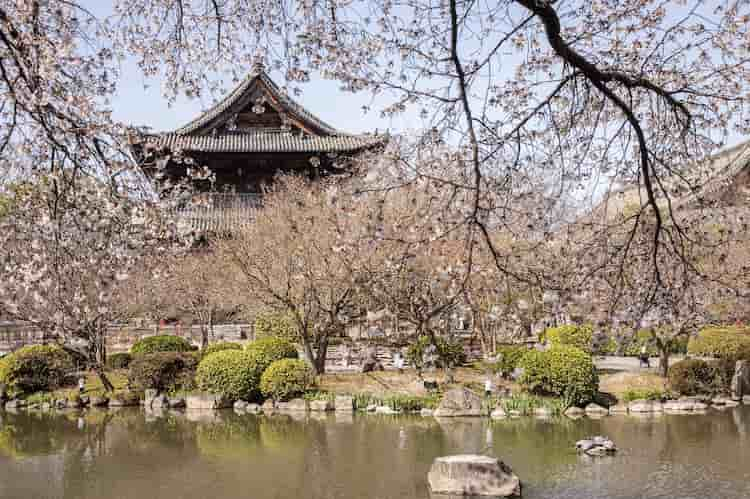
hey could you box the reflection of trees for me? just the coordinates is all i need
[0,411,85,460]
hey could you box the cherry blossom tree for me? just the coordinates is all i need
[0,174,176,390]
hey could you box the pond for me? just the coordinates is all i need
[1,407,750,499]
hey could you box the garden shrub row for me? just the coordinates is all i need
[542,324,594,353]
[130,335,195,355]
[687,326,750,359]
[127,352,199,393]
[668,357,738,396]
[518,345,598,406]
[200,342,242,358]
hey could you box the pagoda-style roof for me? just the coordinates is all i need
[140,63,384,155]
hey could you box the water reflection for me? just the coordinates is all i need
[0,408,749,498]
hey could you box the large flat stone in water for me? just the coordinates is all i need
[428,454,521,497]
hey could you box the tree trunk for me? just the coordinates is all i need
[94,364,115,392]
[313,335,329,375]
[659,346,670,378]
[200,324,209,350]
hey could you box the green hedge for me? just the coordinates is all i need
[131,335,195,355]
[127,352,198,393]
[668,357,736,396]
[254,311,298,340]
[518,345,598,406]
[485,345,527,376]
[201,342,242,357]
[687,326,750,359]
[260,358,315,402]
[0,345,74,398]
[196,350,262,401]
[106,352,132,370]
[245,337,298,373]
[542,325,593,353]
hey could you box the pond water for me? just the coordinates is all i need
[1,407,750,499]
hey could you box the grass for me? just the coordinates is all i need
[599,371,666,400]
[498,393,567,416]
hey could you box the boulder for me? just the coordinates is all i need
[663,399,706,412]
[564,406,585,419]
[584,403,609,416]
[5,399,26,410]
[490,406,507,419]
[427,454,521,497]
[609,404,629,414]
[185,393,233,410]
[628,400,663,413]
[151,395,169,409]
[334,395,354,413]
[309,399,334,412]
[365,403,377,412]
[144,389,159,408]
[420,408,434,417]
[507,410,522,418]
[533,407,552,418]
[90,396,109,408]
[245,403,262,414]
[234,400,248,411]
[433,388,483,417]
[275,398,308,412]
[730,360,750,401]
[168,397,186,409]
[109,391,140,407]
[712,396,740,408]
[374,405,399,415]
[576,435,617,456]
[261,399,276,413]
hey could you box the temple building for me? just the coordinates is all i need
[133,63,385,230]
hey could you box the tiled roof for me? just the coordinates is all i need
[147,131,383,154]
[173,64,341,136]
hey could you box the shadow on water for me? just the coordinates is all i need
[0,407,750,499]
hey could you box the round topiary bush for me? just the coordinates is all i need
[668,358,714,395]
[254,311,298,340]
[260,359,315,401]
[201,342,242,358]
[131,335,195,356]
[543,324,594,353]
[0,345,75,398]
[127,352,199,393]
[196,350,262,401]
[245,337,298,372]
[106,352,132,370]
[518,345,598,406]
[687,326,750,359]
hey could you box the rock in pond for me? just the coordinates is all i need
[576,436,617,456]
[609,404,629,414]
[334,395,354,413]
[533,406,552,418]
[309,399,334,412]
[712,396,740,408]
[374,405,399,415]
[490,406,507,419]
[420,408,434,417]
[275,398,308,412]
[585,403,609,416]
[433,388,483,417]
[428,454,521,497]
[168,397,186,409]
[245,403,261,414]
[109,391,140,407]
[628,400,663,413]
[185,394,232,410]
[90,396,109,408]
[564,406,585,419]
[663,399,707,412]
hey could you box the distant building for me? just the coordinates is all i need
[132,63,385,231]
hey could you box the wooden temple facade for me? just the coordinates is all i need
[133,63,384,231]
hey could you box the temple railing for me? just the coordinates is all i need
[175,192,262,232]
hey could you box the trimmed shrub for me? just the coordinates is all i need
[260,359,315,401]
[245,337,298,373]
[518,345,598,406]
[687,326,750,359]
[131,335,194,356]
[543,324,594,353]
[106,352,132,370]
[127,352,198,393]
[196,350,262,401]
[201,342,242,358]
[620,388,666,403]
[254,311,298,340]
[668,358,719,395]
[0,345,74,398]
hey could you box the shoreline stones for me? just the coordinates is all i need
[584,403,609,416]
[185,393,232,410]
[628,399,663,413]
[428,454,521,497]
[433,388,483,417]
[576,436,617,456]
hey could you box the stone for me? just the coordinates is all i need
[427,454,521,497]
[309,399,334,412]
[628,400,663,413]
[109,391,140,407]
[564,406,585,418]
[5,399,25,410]
[365,403,377,412]
[712,397,740,408]
[375,405,399,415]
[245,403,262,414]
[234,400,248,411]
[420,408,434,417]
[433,388,483,418]
[744,395,750,405]
[151,394,169,409]
[576,435,617,456]
[185,393,232,410]
[584,403,609,416]
[490,406,507,419]
[144,389,158,407]
[609,404,629,414]
[275,398,308,412]
[261,399,275,413]
[731,360,750,401]
[533,407,552,418]
[90,396,109,408]
[334,395,354,413]
[507,410,522,418]
[168,397,186,409]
